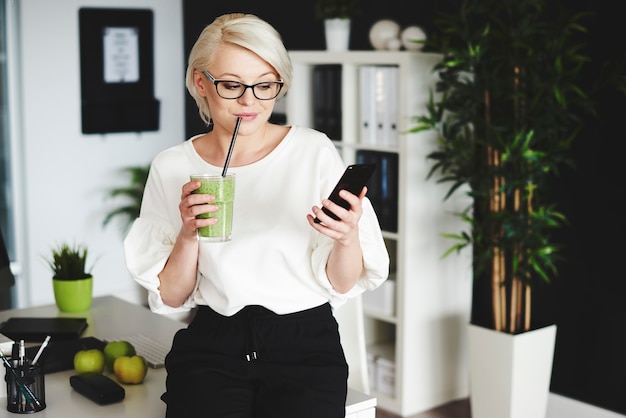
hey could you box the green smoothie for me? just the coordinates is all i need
[190,174,235,242]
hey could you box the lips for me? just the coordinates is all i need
[235,113,256,122]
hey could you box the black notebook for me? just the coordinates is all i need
[0,317,88,342]
[26,336,106,373]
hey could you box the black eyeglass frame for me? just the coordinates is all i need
[202,71,284,100]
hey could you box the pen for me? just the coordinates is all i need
[32,335,51,365]
[11,342,19,362]
[18,339,25,365]
[0,349,43,410]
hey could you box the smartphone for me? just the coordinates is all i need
[314,163,377,223]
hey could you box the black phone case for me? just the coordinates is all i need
[69,373,125,405]
[315,163,377,223]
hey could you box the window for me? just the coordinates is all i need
[0,0,14,256]
[0,0,15,308]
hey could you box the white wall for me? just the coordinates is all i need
[10,0,184,308]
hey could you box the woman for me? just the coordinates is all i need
[124,13,389,418]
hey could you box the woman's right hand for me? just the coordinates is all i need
[159,180,217,307]
[179,180,218,239]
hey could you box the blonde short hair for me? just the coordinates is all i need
[185,13,293,126]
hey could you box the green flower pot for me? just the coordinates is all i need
[52,276,93,312]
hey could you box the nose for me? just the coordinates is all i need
[237,86,256,104]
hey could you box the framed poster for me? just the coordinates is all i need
[79,8,160,134]
[102,26,140,83]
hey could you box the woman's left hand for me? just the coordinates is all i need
[308,187,368,294]
[307,187,367,244]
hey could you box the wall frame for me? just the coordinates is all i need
[79,7,159,134]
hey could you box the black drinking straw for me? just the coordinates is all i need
[222,117,242,176]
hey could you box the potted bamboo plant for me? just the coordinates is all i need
[46,242,94,312]
[314,0,360,51]
[412,0,594,417]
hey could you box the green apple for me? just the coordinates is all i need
[73,349,105,374]
[113,355,148,384]
[103,340,136,371]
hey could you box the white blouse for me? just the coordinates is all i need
[124,125,389,316]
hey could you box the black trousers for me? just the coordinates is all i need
[162,303,348,418]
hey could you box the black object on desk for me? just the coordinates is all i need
[0,317,88,342]
[70,373,125,405]
[26,336,106,374]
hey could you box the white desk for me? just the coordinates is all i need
[0,296,376,417]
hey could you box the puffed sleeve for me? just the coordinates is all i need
[123,164,197,314]
[311,197,390,307]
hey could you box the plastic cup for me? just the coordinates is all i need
[190,174,235,242]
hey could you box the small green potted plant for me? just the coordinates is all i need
[46,242,94,312]
[314,0,360,20]
[314,0,361,51]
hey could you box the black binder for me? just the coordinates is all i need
[313,64,342,140]
[0,317,88,342]
[356,150,399,232]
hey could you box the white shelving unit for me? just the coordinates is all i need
[285,51,473,416]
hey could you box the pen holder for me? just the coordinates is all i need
[4,363,46,413]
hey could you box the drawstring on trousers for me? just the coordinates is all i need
[245,308,261,361]
[192,303,334,363]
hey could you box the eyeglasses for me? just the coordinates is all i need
[202,71,284,100]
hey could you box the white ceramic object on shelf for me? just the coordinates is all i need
[386,38,401,51]
[369,19,400,50]
[325,18,351,51]
[401,26,427,51]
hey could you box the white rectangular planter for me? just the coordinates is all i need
[468,324,557,418]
